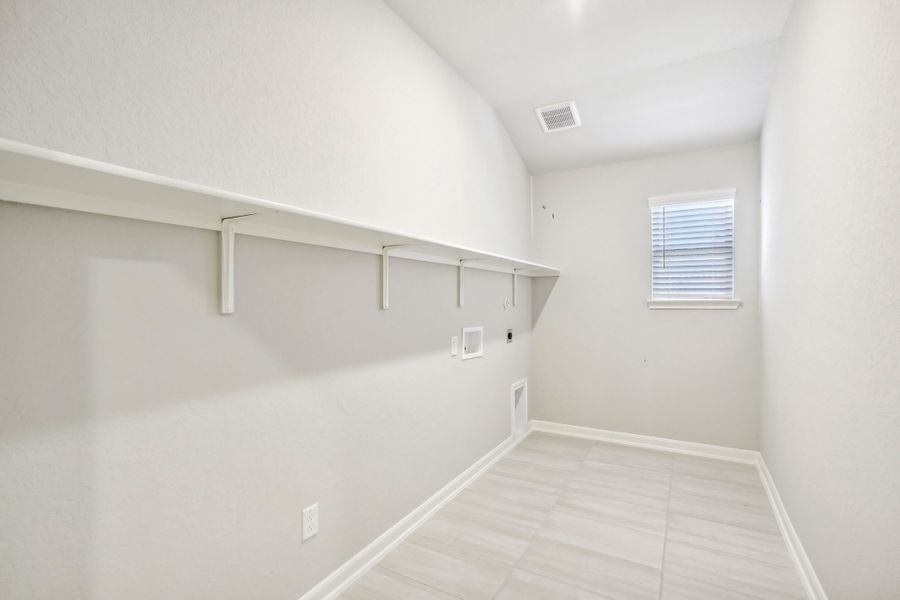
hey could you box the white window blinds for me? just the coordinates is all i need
[650,191,735,299]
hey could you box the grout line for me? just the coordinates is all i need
[496,438,675,598]
[507,566,620,600]
[490,558,518,596]
[550,504,666,539]
[661,572,768,600]
[491,441,587,598]
[666,538,802,571]
[530,425,814,599]
[371,564,468,600]
[657,460,675,600]
[501,454,579,474]
[365,430,795,600]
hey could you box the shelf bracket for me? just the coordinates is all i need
[381,245,405,310]
[220,214,256,315]
[458,260,468,307]
[513,268,518,306]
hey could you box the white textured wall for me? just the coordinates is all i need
[0,0,536,597]
[0,202,532,598]
[530,142,760,449]
[0,0,530,258]
[760,1,900,597]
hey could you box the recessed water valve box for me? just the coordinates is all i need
[461,327,484,360]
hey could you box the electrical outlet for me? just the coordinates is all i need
[302,503,319,542]
[450,335,459,356]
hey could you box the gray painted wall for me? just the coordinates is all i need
[530,142,761,449]
[760,1,900,597]
[0,202,532,598]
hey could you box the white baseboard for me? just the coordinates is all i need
[529,420,759,464]
[301,421,826,600]
[299,435,518,600]
[757,456,828,600]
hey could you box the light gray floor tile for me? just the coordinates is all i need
[672,455,763,488]
[447,488,549,531]
[669,473,779,534]
[407,505,532,566]
[661,572,761,600]
[483,458,573,494]
[665,540,807,600]
[495,568,613,600]
[346,436,806,600]
[576,460,671,506]
[505,444,584,472]
[518,432,594,460]
[518,537,661,600]
[378,539,511,600]
[556,476,669,535]
[340,566,458,599]
[466,466,564,512]
[667,513,794,566]
[587,441,675,472]
[537,509,665,568]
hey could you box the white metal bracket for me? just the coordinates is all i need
[381,245,405,310]
[220,214,256,314]
[458,259,468,307]
[513,269,519,306]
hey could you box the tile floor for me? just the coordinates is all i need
[340,432,807,600]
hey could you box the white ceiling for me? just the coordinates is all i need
[384,0,794,173]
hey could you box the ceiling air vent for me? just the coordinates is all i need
[535,101,581,133]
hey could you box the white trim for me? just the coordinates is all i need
[529,420,758,463]
[647,298,742,310]
[301,421,825,600]
[299,435,517,600]
[758,457,829,600]
[648,187,736,207]
[509,379,528,440]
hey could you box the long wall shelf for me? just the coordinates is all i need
[0,139,560,313]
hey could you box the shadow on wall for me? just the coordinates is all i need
[0,202,532,598]
[0,204,525,439]
[532,275,558,327]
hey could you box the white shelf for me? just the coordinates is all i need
[0,139,560,277]
[0,139,559,313]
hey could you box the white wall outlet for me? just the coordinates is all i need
[450,335,459,356]
[302,503,319,542]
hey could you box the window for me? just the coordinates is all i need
[648,189,741,309]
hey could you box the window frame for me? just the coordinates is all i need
[646,188,742,310]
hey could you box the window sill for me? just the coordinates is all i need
[647,299,742,310]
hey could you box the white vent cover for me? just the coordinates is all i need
[535,101,581,133]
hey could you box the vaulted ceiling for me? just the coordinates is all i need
[384,0,794,173]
